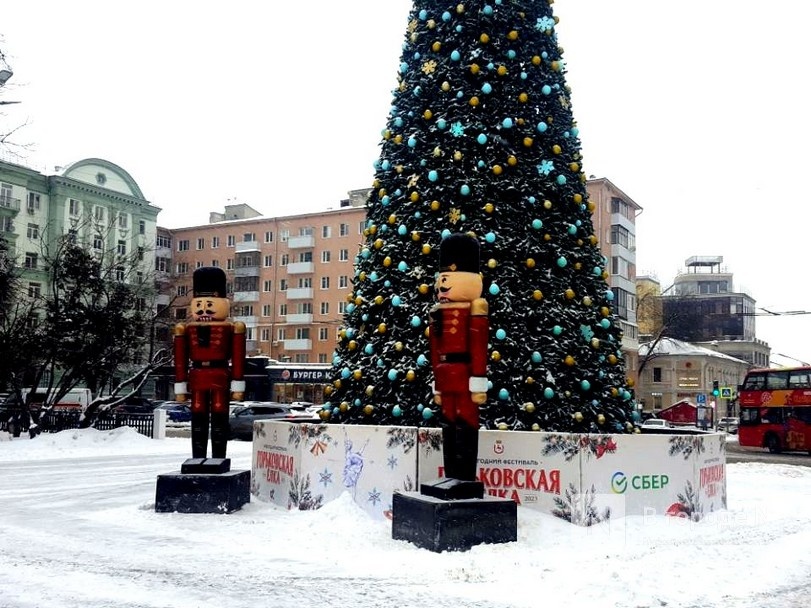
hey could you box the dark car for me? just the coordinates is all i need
[228,403,318,441]
[154,401,192,423]
[113,397,157,414]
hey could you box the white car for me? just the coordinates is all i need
[640,418,671,429]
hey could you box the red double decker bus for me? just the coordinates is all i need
[738,367,811,454]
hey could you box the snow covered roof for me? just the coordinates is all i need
[638,337,749,364]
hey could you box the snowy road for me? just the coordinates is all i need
[1,429,811,608]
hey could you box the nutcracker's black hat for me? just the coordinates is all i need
[439,233,480,273]
[193,267,227,297]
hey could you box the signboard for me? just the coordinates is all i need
[720,387,733,399]
[267,367,331,383]
[696,393,706,404]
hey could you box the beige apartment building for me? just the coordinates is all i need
[164,180,642,375]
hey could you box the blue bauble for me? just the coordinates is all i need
[364,344,374,355]
[398,261,408,272]
[542,84,552,95]
[600,319,611,329]
[428,170,438,182]
[498,388,509,400]
[442,11,452,21]
[482,82,492,94]
[345,328,354,338]
[381,195,390,206]
[369,271,378,281]
[568,224,577,235]
[485,231,496,243]
[354,399,362,407]
[399,62,408,74]
[398,224,407,235]
[460,184,471,196]
[580,380,591,391]
[441,228,451,238]
[489,283,500,296]
[422,407,434,420]
[557,175,567,185]
[531,351,542,363]
[552,325,563,336]
[544,387,554,399]
[502,117,513,129]
[496,328,506,340]
[332,355,341,365]
[408,136,417,147]
[391,295,402,307]
[387,369,398,381]
[593,266,602,276]
[384,280,391,287]
[483,5,493,15]
[536,121,548,133]
[392,405,403,417]
[341,368,351,379]
[605,289,614,301]
[394,117,403,128]
[532,218,543,230]
[451,50,461,61]
[556,256,568,268]
[410,315,422,327]
[418,9,427,19]
[417,354,428,366]
[477,133,488,145]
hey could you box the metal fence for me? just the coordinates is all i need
[1,410,156,438]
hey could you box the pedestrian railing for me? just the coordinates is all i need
[2,410,157,438]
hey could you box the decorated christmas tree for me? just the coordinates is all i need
[323,0,636,433]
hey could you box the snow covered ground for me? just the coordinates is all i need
[1,428,809,608]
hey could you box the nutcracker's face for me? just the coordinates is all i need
[435,271,482,303]
[191,296,230,322]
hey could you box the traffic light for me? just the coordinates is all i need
[712,380,720,397]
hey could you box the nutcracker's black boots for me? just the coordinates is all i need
[191,410,209,458]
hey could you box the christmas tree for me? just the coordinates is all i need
[323,0,636,433]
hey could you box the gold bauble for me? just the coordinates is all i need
[601,307,610,317]
[432,41,441,52]
[627,378,635,388]
[369,225,378,234]
[484,202,494,213]
[421,244,431,255]
[523,137,533,147]
[518,92,528,103]
[377,323,387,333]
[611,387,619,397]
[480,33,490,44]
[497,422,509,430]
[339,329,347,339]
[574,411,584,422]
[333,379,342,389]
[582,296,592,306]
[564,355,576,366]
[532,55,541,65]
[406,369,416,381]
[526,258,536,268]
[591,338,600,349]
[507,155,517,166]
[410,191,420,203]
[573,193,583,204]
[441,81,451,92]
[569,162,580,172]
[340,401,349,412]
[565,288,575,299]
[608,354,618,365]
[388,214,396,224]
[363,404,374,416]
[531,423,540,431]
[575,262,582,270]
[423,109,433,120]
[469,96,480,106]
[395,341,403,351]
[320,409,331,420]
[525,376,535,384]
[418,283,430,295]
[524,402,536,413]
[587,201,596,212]
[382,257,391,268]
[597,414,606,425]
[324,386,333,396]
[374,238,383,249]
[374,295,384,305]
[354,296,363,306]
[487,258,497,269]
[551,60,560,71]
[353,369,362,380]
[430,200,441,211]
[427,19,436,30]
[544,234,551,241]
[393,134,403,144]
[348,340,357,350]
[544,200,552,210]
[470,63,480,74]
[411,231,421,241]
[533,290,543,301]
[552,144,562,155]
[456,3,465,13]
[453,150,463,161]
[424,327,430,338]
[492,164,503,175]
[497,64,507,76]
[365,385,374,396]
[491,351,501,362]
[382,130,391,140]
[589,235,598,246]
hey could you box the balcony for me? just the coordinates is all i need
[286,287,313,300]
[232,315,258,326]
[0,196,21,212]
[234,265,260,277]
[287,261,314,274]
[283,338,312,351]
[236,241,260,253]
[288,235,315,249]
[232,291,260,303]
[286,313,313,324]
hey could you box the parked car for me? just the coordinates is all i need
[640,418,672,429]
[113,397,157,414]
[228,403,319,441]
[154,401,192,423]
[716,417,739,434]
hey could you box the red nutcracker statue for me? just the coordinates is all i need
[174,267,246,460]
[424,233,489,499]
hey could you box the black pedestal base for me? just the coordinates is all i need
[392,491,517,552]
[180,457,231,474]
[155,469,250,514]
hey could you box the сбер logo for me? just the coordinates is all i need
[611,471,628,494]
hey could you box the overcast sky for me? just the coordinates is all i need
[2,0,810,365]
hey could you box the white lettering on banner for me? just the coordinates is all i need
[291,370,327,381]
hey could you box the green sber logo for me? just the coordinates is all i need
[611,471,628,494]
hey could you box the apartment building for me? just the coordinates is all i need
[165,179,642,375]
[0,157,160,297]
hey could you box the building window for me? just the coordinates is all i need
[196,260,204,268]
[611,256,630,279]
[28,282,41,298]
[321,250,331,263]
[295,328,310,340]
[26,223,39,240]
[226,259,234,270]
[264,231,273,243]
[322,225,332,238]
[137,246,145,261]
[319,327,329,341]
[93,206,105,222]
[279,304,288,316]
[298,251,312,263]
[176,262,189,274]
[24,252,37,269]
[262,304,271,317]
[139,220,146,235]
[118,213,128,229]
[338,301,347,314]
[281,254,289,266]
[298,277,312,288]
[318,353,328,363]
[243,232,255,242]
[339,248,349,262]
[340,223,349,237]
[177,239,190,252]
[117,240,127,256]
[321,277,330,289]
[175,308,188,320]
[279,279,288,291]
[280,229,289,242]
[298,302,313,314]
[277,328,286,341]
[157,234,171,248]
[320,302,329,315]
[115,266,125,282]
[27,193,41,213]
[211,259,220,268]
[358,221,365,234]
[294,354,310,363]
[196,238,205,250]
[263,280,272,292]
[610,225,634,250]
[227,235,235,247]
[69,199,80,216]
[212,236,220,248]
[155,257,169,272]
[653,367,662,383]
[177,285,188,297]
[263,255,273,267]
[261,328,271,341]
[339,275,348,288]
[0,216,13,232]
[0,183,12,205]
